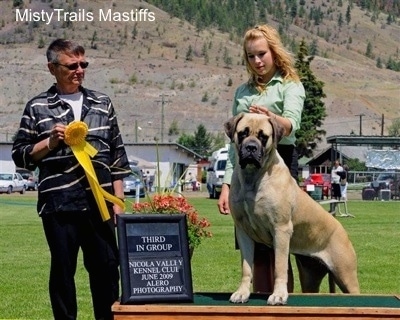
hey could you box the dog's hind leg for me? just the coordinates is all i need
[326,239,360,294]
[329,264,360,294]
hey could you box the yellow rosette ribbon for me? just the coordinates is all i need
[64,121,125,221]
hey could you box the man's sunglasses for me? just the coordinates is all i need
[54,61,89,70]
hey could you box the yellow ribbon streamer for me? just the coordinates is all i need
[65,121,125,221]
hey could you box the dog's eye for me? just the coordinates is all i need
[258,131,269,146]
[238,128,249,143]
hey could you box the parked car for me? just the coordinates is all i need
[123,169,145,198]
[369,172,400,199]
[301,173,331,200]
[0,172,26,194]
[16,168,38,191]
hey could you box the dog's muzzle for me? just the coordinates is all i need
[238,140,263,169]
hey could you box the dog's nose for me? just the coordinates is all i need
[245,143,258,153]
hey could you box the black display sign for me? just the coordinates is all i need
[116,213,193,304]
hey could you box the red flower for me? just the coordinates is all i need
[132,194,212,250]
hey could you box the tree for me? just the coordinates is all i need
[223,47,233,68]
[168,120,180,136]
[388,118,400,136]
[365,41,373,58]
[338,13,344,28]
[376,57,383,68]
[13,0,23,8]
[185,45,193,61]
[177,124,225,157]
[309,39,318,56]
[132,23,138,39]
[37,36,45,49]
[346,158,367,171]
[91,31,98,49]
[295,39,327,158]
[346,5,351,25]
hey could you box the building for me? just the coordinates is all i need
[0,142,206,189]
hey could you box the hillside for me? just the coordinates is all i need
[0,0,399,154]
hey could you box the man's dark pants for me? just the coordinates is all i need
[41,209,119,320]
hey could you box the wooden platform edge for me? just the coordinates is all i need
[112,299,400,320]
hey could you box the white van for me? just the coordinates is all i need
[206,147,228,198]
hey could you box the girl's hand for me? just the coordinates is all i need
[249,105,267,114]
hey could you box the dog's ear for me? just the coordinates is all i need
[269,117,285,148]
[224,113,244,141]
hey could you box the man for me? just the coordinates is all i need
[12,39,131,320]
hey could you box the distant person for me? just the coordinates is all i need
[188,172,198,191]
[142,170,148,191]
[338,164,349,200]
[331,160,343,199]
[148,172,155,192]
[330,160,344,213]
[217,24,305,293]
[12,39,131,320]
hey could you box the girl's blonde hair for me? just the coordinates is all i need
[243,25,300,92]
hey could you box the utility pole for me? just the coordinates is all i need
[156,94,170,142]
[381,113,384,136]
[135,119,138,143]
[355,114,365,136]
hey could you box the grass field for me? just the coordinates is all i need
[0,192,399,319]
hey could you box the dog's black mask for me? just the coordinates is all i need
[238,139,264,169]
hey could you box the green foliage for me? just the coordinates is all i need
[346,5,352,24]
[338,13,344,28]
[223,47,233,68]
[201,92,209,102]
[129,73,138,85]
[91,30,98,49]
[177,124,222,156]
[365,41,373,58]
[386,56,400,71]
[12,0,23,8]
[295,40,327,158]
[376,56,383,68]
[37,36,45,49]
[212,132,228,150]
[309,39,318,56]
[346,158,367,171]
[186,44,193,61]
[168,119,180,136]
[132,22,138,39]
[388,118,400,136]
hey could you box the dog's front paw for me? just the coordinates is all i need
[229,288,250,303]
[267,290,289,305]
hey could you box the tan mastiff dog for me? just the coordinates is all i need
[224,112,359,305]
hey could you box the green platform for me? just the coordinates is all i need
[192,292,400,308]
